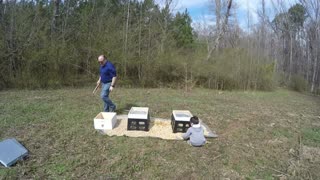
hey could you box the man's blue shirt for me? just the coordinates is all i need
[100,60,116,83]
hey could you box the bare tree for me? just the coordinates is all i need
[7,0,17,79]
[51,0,60,34]
[123,0,130,77]
[214,0,221,49]
[300,0,320,92]
[0,0,3,21]
[206,0,233,61]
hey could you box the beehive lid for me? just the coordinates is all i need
[0,138,28,167]
[172,110,193,121]
[128,107,149,119]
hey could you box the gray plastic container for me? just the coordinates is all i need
[0,138,28,167]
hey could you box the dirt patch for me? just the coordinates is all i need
[99,115,217,140]
[312,122,320,127]
[220,119,246,138]
[287,112,298,117]
[286,145,320,178]
[302,145,320,162]
[266,138,288,145]
[220,168,242,179]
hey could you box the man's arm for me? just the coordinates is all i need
[182,128,192,140]
[109,62,117,91]
[109,76,117,91]
[111,76,117,87]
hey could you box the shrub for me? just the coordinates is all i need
[257,63,275,91]
[289,75,308,92]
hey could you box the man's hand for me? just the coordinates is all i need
[109,86,114,92]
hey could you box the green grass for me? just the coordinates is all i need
[272,128,293,138]
[1,87,320,179]
[302,128,320,147]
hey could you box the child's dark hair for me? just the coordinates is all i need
[190,116,199,124]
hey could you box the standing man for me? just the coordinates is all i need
[97,55,117,112]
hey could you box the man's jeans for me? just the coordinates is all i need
[100,82,116,112]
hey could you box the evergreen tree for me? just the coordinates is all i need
[172,9,194,48]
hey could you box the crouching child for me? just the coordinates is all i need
[182,116,206,147]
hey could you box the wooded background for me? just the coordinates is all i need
[0,0,319,93]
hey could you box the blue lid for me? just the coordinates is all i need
[0,138,28,167]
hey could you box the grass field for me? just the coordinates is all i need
[1,87,320,179]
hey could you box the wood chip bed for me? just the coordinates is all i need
[98,115,218,140]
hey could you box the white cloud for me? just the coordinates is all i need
[155,0,209,11]
[153,0,298,30]
[158,0,208,7]
[192,14,216,27]
[175,0,209,9]
[235,0,298,29]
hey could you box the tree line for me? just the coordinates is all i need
[0,0,319,94]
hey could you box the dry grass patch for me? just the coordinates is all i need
[0,88,319,179]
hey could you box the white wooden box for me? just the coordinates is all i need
[94,112,117,130]
[172,110,193,122]
[128,107,149,120]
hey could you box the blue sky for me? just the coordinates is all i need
[155,0,298,30]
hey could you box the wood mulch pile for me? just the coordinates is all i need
[99,115,217,140]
